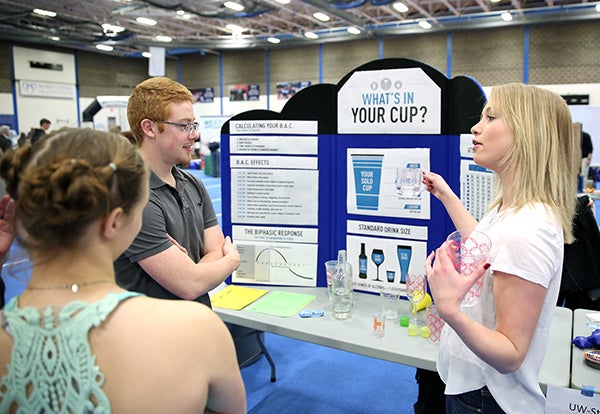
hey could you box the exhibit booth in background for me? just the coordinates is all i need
[81,96,129,131]
[220,57,489,296]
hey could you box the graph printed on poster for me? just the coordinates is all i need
[346,220,428,296]
[231,225,318,286]
[347,148,430,219]
[459,134,495,221]
[229,120,319,286]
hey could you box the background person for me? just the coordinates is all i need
[0,128,246,413]
[0,195,15,309]
[423,84,578,413]
[114,77,239,306]
[581,128,594,183]
[17,132,29,148]
[0,125,12,153]
[28,118,51,145]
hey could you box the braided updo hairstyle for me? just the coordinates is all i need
[0,128,146,251]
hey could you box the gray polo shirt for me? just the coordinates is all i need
[114,167,218,307]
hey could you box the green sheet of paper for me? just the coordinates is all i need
[246,290,315,318]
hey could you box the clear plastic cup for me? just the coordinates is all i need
[446,229,492,307]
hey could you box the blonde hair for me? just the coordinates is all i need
[487,83,578,244]
[127,77,194,146]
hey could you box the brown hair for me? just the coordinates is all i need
[127,77,194,146]
[0,128,146,251]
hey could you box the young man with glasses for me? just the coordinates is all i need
[115,77,240,307]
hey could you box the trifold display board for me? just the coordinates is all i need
[220,58,486,296]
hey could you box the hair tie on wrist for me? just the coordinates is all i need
[108,162,117,171]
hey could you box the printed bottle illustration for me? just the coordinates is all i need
[358,243,368,279]
[397,245,412,283]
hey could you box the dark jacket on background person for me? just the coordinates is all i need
[0,136,11,153]
[28,129,47,145]
[559,195,600,310]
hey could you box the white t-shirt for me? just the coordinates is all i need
[437,203,563,413]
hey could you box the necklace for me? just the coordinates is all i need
[27,280,115,293]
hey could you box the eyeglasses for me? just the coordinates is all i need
[153,120,199,134]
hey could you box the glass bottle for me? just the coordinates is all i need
[332,249,353,320]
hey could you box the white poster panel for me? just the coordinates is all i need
[230,120,317,135]
[232,225,318,286]
[347,147,430,219]
[231,167,318,225]
[345,233,428,295]
[460,160,495,221]
[458,134,495,221]
[338,68,441,134]
[230,135,318,155]
[460,133,476,158]
[228,121,320,286]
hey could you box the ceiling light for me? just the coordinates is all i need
[136,16,157,26]
[96,44,114,51]
[313,12,330,22]
[226,23,246,34]
[155,35,172,42]
[393,2,409,13]
[347,26,361,35]
[304,31,318,39]
[274,0,291,4]
[49,36,60,41]
[267,37,281,44]
[224,1,244,11]
[102,23,125,33]
[33,8,57,17]
[418,20,432,29]
[490,0,501,3]
[501,11,513,21]
[176,10,185,15]
[142,51,152,58]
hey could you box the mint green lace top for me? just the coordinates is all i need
[0,291,143,413]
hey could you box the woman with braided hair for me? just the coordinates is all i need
[0,128,246,414]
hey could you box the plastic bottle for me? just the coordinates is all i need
[332,249,353,320]
[358,243,367,279]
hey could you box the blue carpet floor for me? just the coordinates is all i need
[2,168,421,413]
[242,333,418,414]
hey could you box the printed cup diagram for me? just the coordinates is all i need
[396,163,423,198]
[351,154,384,211]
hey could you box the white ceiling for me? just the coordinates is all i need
[0,0,598,57]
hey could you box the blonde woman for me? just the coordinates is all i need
[424,84,578,413]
